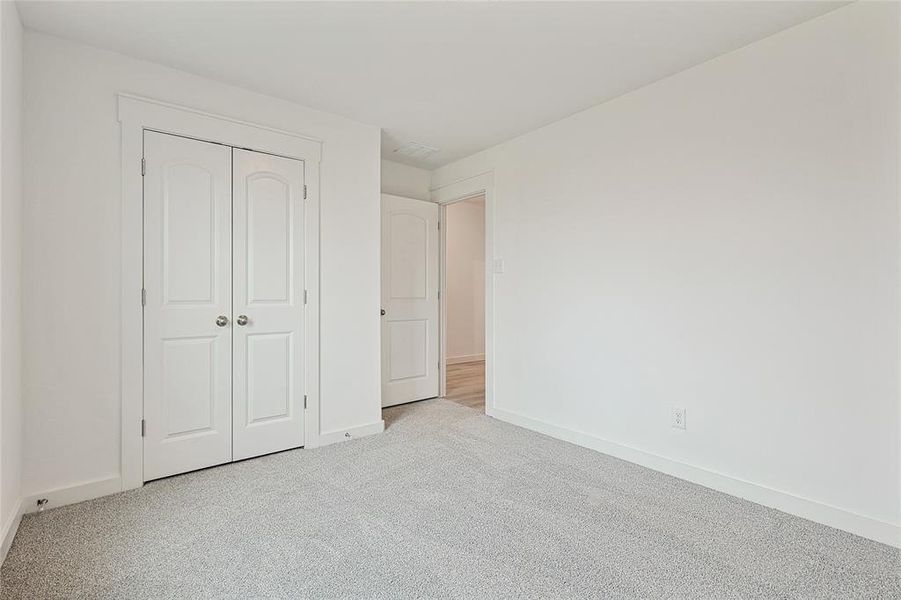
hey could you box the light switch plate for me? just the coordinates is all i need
[493,258,505,274]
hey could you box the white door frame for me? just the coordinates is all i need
[118,94,322,491]
[431,172,495,414]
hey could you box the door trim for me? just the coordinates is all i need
[118,94,322,491]
[431,172,495,414]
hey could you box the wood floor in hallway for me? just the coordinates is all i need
[444,360,485,411]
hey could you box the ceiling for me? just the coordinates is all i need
[17,1,845,169]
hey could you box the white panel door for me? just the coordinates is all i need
[232,148,306,460]
[143,131,233,481]
[381,195,440,407]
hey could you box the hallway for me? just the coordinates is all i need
[444,361,484,412]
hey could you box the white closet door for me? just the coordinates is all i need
[232,149,306,460]
[381,194,440,407]
[143,132,233,481]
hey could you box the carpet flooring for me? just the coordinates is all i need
[1,399,898,599]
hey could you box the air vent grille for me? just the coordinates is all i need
[392,141,439,160]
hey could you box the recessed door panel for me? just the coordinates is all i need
[164,165,216,304]
[389,213,428,299]
[246,333,292,424]
[388,320,428,381]
[381,195,440,407]
[143,131,233,481]
[233,148,305,460]
[162,337,217,437]
[247,175,292,304]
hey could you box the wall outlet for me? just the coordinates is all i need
[672,407,686,430]
[493,258,505,274]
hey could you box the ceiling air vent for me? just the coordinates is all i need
[392,141,439,161]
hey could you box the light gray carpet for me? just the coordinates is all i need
[1,399,898,599]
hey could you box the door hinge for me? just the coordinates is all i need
[437,289,441,300]
[303,395,307,409]
[141,288,146,306]
[141,158,146,177]
[304,289,308,304]
[141,419,146,437]
[437,220,440,230]
[303,184,307,200]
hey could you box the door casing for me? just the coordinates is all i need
[119,94,322,491]
[432,172,496,413]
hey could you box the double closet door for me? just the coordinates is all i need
[143,131,306,481]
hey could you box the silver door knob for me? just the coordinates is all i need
[236,315,249,326]
[216,316,228,327]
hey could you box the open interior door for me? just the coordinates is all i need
[380,194,440,407]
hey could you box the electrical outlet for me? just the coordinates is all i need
[672,407,686,430]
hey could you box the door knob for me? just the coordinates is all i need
[236,315,249,326]
[216,315,229,327]
[380,309,386,316]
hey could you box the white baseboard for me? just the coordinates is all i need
[447,354,485,365]
[488,407,900,549]
[11,424,386,519]
[22,476,123,516]
[0,497,23,566]
[317,420,385,447]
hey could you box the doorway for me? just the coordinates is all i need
[378,191,490,413]
[441,194,486,412]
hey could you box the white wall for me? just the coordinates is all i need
[432,2,899,545]
[0,0,23,561]
[445,196,485,362]
[22,32,382,499]
[381,159,431,201]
